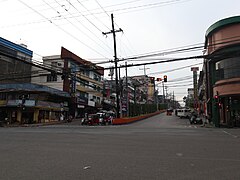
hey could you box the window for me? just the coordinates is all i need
[51,62,58,68]
[80,80,88,87]
[84,70,90,77]
[47,73,57,82]
[0,93,7,100]
[91,96,96,102]
[215,56,240,81]
[97,97,100,103]
[97,86,101,92]
[94,74,100,82]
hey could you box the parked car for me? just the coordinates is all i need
[166,109,173,116]
[177,109,191,119]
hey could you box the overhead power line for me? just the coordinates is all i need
[91,34,240,66]
[43,0,113,56]
[17,0,110,59]
[148,62,203,75]
[122,34,240,61]
[76,0,110,31]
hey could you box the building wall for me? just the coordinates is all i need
[31,57,64,91]
[213,77,240,96]
[205,16,240,127]
[206,24,240,55]
[32,47,104,116]
[0,37,33,84]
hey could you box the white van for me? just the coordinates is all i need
[177,109,191,118]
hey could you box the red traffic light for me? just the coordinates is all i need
[163,75,167,82]
[218,103,222,108]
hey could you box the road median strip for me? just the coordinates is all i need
[112,110,164,125]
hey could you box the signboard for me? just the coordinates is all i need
[24,100,36,106]
[7,100,35,106]
[77,105,85,108]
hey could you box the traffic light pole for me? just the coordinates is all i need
[162,81,165,104]
[103,14,123,118]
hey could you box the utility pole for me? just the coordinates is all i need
[119,66,122,118]
[165,86,168,108]
[173,91,175,109]
[125,61,129,117]
[139,65,150,76]
[103,14,123,118]
[191,67,199,109]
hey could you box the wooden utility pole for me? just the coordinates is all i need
[103,14,123,118]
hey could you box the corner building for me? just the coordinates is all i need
[204,16,240,127]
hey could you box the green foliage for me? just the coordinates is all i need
[185,97,194,108]
[128,103,161,117]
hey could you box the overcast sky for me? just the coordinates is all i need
[1,0,240,103]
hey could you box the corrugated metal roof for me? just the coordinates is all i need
[0,37,33,57]
[0,83,70,97]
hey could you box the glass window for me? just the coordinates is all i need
[215,56,240,81]
[0,93,7,100]
[97,97,100,103]
[47,73,57,82]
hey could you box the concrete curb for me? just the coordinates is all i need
[3,120,72,128]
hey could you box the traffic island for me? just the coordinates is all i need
[112,110,164,125]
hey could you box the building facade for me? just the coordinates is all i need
[0,37,70,124]
[204,16,240,127]
[32,47,104,118]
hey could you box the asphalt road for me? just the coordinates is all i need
[1,112,240,180]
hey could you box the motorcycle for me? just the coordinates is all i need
[189,113,203,124]
[81,118,88,125]
[66,115,73,123]
[81,114,99,125]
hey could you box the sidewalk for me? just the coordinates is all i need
[201,123,214,128]
[3,120,69,128]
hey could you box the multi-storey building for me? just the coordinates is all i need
[0,37,33,83]
[203,16,240,127]
[0,37,70,124]
[104,76,150,117]
[32,47,104,118]
[131,75,155,104]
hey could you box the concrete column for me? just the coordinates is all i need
[16,109,22,123]
[210,62,220,127]
[33,109,39,123]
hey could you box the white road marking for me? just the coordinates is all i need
[184,125,198,128]
[222,130,238,138]
[83,166,91,170]
[176,153,183,157]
